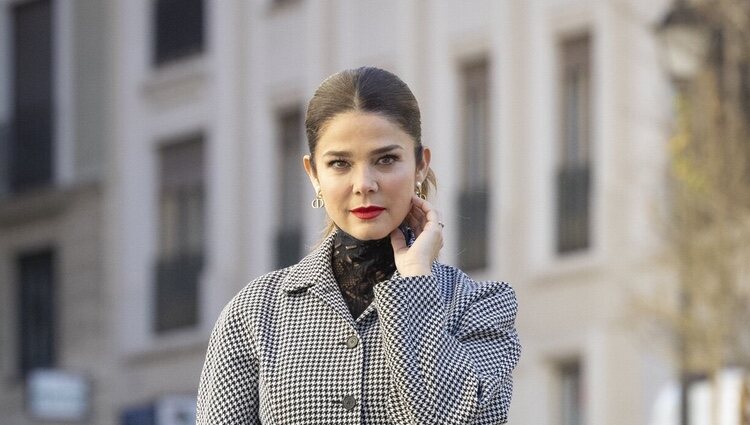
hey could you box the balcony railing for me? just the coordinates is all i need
[18,249,56,378]
[1,108,54,195]
[556,164,591,253]
[154,252,203,333]
[457,188,489,271]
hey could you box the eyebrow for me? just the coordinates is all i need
[322,144,404,158]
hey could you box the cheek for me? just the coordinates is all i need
[318,174,345,197]
[384,174,415,216]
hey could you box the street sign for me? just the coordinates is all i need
[26,369,90,421]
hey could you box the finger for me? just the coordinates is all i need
[410,200,428,223]
[425,208,440,230]
[390,228,407,254]
[406,202,425,234]
[407,208,424,229]
[412,204,427,221]
[412,195,438,220]
[412,195,441,230]
[406,215,421,236]
[411,194,432,212]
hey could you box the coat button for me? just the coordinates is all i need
[345,335,359,349]
[342,395,357,411]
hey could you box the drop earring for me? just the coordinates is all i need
[415,181,426,200]
[311,189,325,209]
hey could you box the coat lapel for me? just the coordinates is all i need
[281,232,355,325]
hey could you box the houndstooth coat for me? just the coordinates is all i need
[196,231,521,424]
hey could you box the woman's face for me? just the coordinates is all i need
[304,111,430,241]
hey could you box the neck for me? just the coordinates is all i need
[330,227,400,319]
[335,227,391,249]
[331,227,396,282]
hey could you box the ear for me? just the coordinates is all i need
[303,154,320,191]
[416,146,431,183]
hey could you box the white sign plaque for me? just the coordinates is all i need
[26,369,90,421]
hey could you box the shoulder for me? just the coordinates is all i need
[431,262,517,315]
[218,266,294,321]
[219,237,334,320]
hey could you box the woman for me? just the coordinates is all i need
[196,67,521,424]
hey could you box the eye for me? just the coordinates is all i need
[328,159,350,169]
[377,154,399,165]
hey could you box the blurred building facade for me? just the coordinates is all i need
[1,0,679,424]
[0,0,116,424]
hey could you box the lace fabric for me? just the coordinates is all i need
[331,228,397,319]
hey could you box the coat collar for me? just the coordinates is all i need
[280,227,411,295]
[281,228,415,324]
[281,231,359,324]
[280,229,407,324]
[280,231,338,294]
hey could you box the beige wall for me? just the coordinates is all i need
[0,184,113,425]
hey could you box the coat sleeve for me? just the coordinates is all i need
[373,266,521,424]
[196,298,260,425]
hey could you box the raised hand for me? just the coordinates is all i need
[389,195,444,277]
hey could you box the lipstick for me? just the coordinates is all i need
[351,206,385,220]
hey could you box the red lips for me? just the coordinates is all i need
[351,206,385,220]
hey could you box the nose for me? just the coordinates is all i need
[352,165,378,195]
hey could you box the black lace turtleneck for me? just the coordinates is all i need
[331,228,397,319]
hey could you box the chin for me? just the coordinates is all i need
[346,224,393,241]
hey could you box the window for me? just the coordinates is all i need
[154,136,205,332]
[457,59,491,271]
[153,0,204,65]
[557,34,592,253]
[271,0,301,8]
[9,0,54,193]
[559,361,584,425]
[18,249,56,377]
[275,108,305,268]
